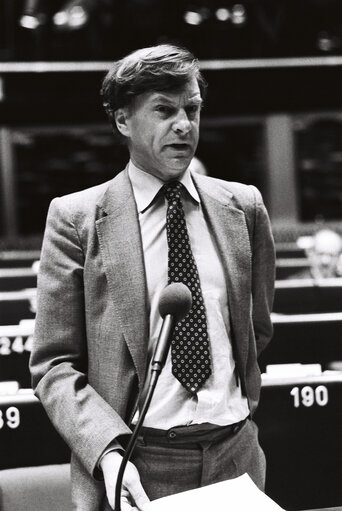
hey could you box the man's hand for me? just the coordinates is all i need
[100,450,150,510]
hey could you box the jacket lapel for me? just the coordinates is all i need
[192,174,252,380]
[94,169,252,389]
[95,169,148,389]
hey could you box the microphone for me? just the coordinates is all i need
[114,283,192,511]
[136,282,192,409]
[152,282,192,371]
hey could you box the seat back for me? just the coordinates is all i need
[0,464,72,511]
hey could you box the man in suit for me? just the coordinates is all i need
[30,44,275,511]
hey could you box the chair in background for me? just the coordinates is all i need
[0,463,72,511]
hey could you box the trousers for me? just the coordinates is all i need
[130,417,266,502]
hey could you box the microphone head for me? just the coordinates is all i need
[158,283,192,321]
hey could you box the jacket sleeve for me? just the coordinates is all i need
[249,186,275,356]
[29,198,131,479]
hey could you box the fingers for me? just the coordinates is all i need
[121,487,135,507]
[121,491,136,511]
[123,463,150,510]
[100,450,150,510]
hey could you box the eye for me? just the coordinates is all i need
[186,105,201,118]
[155,105,173,116]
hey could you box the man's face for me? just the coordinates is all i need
[121,76,202,181]
[309,230,342,277]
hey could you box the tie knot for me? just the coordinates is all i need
[163,181,183,202]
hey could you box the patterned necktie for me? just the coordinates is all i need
[163,181,211,394]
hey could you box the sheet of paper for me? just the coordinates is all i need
[145,473,285,511]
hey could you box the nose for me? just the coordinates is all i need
[172,110,192,135]
[320,254,333,266]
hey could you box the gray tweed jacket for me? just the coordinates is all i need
[30,168,275,510]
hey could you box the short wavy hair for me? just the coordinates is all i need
[101,44,207,136]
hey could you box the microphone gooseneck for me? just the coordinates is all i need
[114,283,192,511]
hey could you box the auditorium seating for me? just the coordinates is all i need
[273,278,342,314]
[276,243,306,259]
[0,250,41,269]
[1,249,341,511]
[0,268,37,292]
[0,321,34,387]
[0,464,72,511]
[0,289,36,325]
[0,390,70,469]
[254,369,342,510]
[275,242,309,279]
[276,258,311,280]
[0,386,71,506]
[259,312,342,373]
[0,373,339,511]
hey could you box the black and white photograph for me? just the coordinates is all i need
[0,2,342,510]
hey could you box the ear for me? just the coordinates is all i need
[114,108,130,137]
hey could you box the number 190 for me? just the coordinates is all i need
[290,385,329,408]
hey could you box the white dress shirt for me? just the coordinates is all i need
[128,161,249,429]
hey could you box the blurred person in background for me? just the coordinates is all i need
[296,228,342,279]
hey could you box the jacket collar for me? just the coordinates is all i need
[128,161,200,214]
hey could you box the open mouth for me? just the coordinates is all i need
[168,143,190,151]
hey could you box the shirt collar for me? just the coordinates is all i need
[128,160,200,213]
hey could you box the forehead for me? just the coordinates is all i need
[141,77,202,106]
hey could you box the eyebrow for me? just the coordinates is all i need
[151,94,203,106]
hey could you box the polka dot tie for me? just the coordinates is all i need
[163,181,211,394]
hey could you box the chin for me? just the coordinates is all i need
[170,158,192,171]
[169,166,189,177]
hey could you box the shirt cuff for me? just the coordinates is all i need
[97,439,124,470]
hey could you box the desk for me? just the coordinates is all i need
[0,289,36,325]
[0,321,34,387]
[274,279,342,314]
[0,250,40,269]
[255,373,342,510]
[259,312,342,372]
[0,391,70,469]
[0,268,37,291]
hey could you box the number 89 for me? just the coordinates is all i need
[0,407,20,429]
